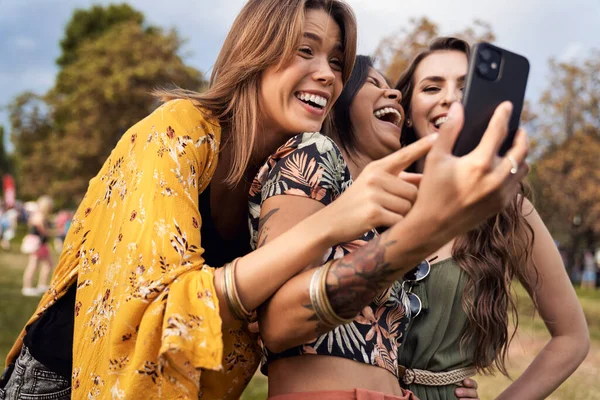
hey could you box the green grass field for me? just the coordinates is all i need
[239,285,600,400]
[1,244,598,399]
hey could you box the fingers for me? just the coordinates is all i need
[475,101,513,159]
[505,128,528,167]
[434,101,464,154]
[398,172,423,187]
[373,207,405,228]
[455,379,479,400]
[491,128,529,182]
[247,321,259,334]
[462,378,478,389]
[377,134,438,174]
[379,173,419,204]
[455,387,479,400]
[376,191,414,217]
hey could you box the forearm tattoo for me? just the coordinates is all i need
[301,302,331,334]
[257,208,279,248]
[326,236,397,319]
[301,235,397,335]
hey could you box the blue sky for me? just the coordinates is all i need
[1,0,599,151]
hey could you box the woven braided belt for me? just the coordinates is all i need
[401,366,477,386]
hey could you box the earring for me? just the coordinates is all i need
[406,119,413,127]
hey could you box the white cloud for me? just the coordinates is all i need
[10,36,37,50]
[559,42,584,62]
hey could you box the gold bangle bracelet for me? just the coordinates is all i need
[319,260,354,326]
[228,257,253,320]
[309,260,354,327]
[309,266,327,325]
[221,262,238,320]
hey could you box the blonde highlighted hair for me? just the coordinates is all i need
[156,0,357,186]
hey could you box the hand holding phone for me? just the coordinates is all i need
[452,42,530,157]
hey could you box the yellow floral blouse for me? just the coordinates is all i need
[6,99,260,399]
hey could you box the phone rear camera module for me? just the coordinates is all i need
[480,48,492,61]
[476,46,501,81]
[477,63,490,75]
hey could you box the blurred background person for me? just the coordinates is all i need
[53,209,73,253]
[21,195,54,296]
[0,204,19,250]
[581,250,597,290]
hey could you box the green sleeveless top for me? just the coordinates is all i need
[398,258,476,400]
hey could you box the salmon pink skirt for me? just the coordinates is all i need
[268,388,415,400]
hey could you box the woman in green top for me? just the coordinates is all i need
[394,37,590,399]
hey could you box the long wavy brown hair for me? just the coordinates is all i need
[155,0,357,186]
[396,37,540,376]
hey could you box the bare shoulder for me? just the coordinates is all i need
[518,195,536,217]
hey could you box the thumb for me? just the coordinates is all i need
[379,134,439,174]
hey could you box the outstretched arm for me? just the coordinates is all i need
[259,102,531,352]
[496,199,589,400]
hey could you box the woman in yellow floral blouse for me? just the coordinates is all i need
[1,1,531,400]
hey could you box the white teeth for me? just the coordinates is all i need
[296,92,328,108]
[433,116,449,127]
[374,107,402,126]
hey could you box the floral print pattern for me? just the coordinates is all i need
[248,132,410,378]
[7,100,256,399]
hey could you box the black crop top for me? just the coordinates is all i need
[248,132,410,378]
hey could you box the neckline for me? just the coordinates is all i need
[430,257,453,267]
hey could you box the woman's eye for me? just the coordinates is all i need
[330,58,343,71]
[367,77,379,87]
[299,47,313,56]
[423,86,440,93]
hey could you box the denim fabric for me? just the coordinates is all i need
[0,346,70,400]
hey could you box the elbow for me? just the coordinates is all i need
[262,337,287,355]
[259,321,299,353]
[560,327,591,368]
[572,317,591,364]
[260,326,296,354]
[260,334,286,354]
[575,329,591,364]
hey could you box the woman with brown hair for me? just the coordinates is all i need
[3,1,367,398]
[249,55,483,400]
[393,37,589,399]
[0,0,529,395]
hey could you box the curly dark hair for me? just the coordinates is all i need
[395,37,540,376]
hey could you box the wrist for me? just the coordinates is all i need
[386,209,450,267]
[302,209,339,251]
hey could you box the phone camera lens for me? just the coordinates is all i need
[477,63,490,75]
[480,49,492,61]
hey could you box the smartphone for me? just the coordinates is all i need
[452,42,530,157]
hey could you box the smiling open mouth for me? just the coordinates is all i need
[296,92,327,110]
[374,107,402,127]
[432,115,449,128]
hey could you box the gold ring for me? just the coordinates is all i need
[507,155,519,175]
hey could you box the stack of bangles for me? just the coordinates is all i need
[221,258,254,320]
[309,260,355,327]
